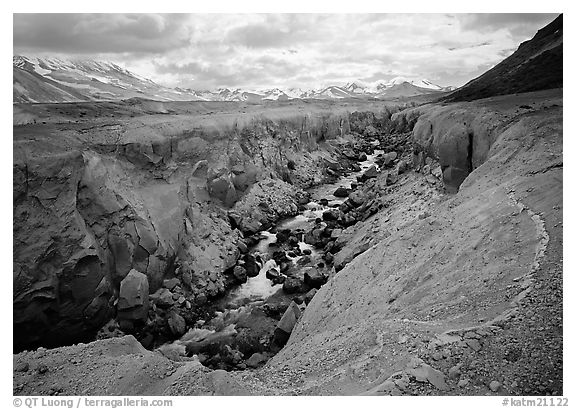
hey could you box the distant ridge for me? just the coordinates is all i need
[13,55,452,104]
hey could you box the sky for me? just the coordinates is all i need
[13,13,559,90]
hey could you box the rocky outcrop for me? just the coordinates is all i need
[117,270,149,330]
[411,105,506,191]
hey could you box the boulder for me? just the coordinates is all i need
[243,254,261,277]
[117,269,149,323]
[283,277,303,294]
[304,268,328,289]
[275,229,292,243]
[297,255,312,266]
[266,268,282,283]
[163,278,180,291]
[333,187,350,197]
[150,288,174,308]
[397,160,408,174]
[386,169,399,185]
[383,151,398,167]
[361,165,379,180]
[245,352,268,368]
[168,311,186,337]
[348,191,366,207]
[274,301,302,346]
[406,358,448,391]
[233,266,248,283]
[304,288,318,305]
[322,209,341,222]
[237,241,248,254]
[207,173,237,208]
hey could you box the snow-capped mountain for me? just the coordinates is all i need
[13,55,454,104]
[13,55,206,103]
[343,77,449,97]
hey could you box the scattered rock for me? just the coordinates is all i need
[304,288,318,305]
[167,311,186,337]
[489,381,502,392]
[333,187,350,198]
[304,268,328,289]
[150,288,174,308]
[274,301,302,346]
[233,266,247,283]
[283,277,302,294]
[245,353,268,368]
[406,357,448,391]
[117,269,149,324]
[15,362,29,372]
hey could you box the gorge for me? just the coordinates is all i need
[13,14,563,397]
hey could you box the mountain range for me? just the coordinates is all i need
[13,55,454,104]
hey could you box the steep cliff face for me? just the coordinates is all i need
[411,105,505,191]
[13,101,398,351]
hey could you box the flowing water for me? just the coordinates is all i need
[168,148,383,360]
[224,149,384,304]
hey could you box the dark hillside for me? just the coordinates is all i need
[443,14,562,102]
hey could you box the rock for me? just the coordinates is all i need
[323,252,334,264]
[15,362,29,372]
[163,278,180,291]
[466,338,482,352]
[276,229,292,243]
[150,288,174,308]
[265,263,284,284]
[458,379,470,388]
[418,211,431,220]
[489,381,502,392]
[243,254,261,277]
[38,364,49,374]
[448,364,461,379]
[361,165,379,180]
[302,249,312,256]
[245,352,268,368]
[168,311,186,337]
[383,151,398,166]
[323,209,341,222]
[207,172,237,208]
[233,266,247,283]
[304,268,327,289]
[358,152,368,161]
[237,241,248,254]
[283,277,302,294]
[333,187,350,197]
[117,269,149,323]
[304,288,318,305]
[386,168,399,185]
[274,301,302,346]
[297,255,312,266]
[397,160,408,174]
[406,358,448,391]
[348,191,365,207]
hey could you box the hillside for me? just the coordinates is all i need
[443,15,562,102]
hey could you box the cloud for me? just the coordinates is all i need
[13,13,561,89]
[457,13,559,38]
[13,14,192,55]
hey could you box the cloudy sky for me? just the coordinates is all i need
[13,13,559,90]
